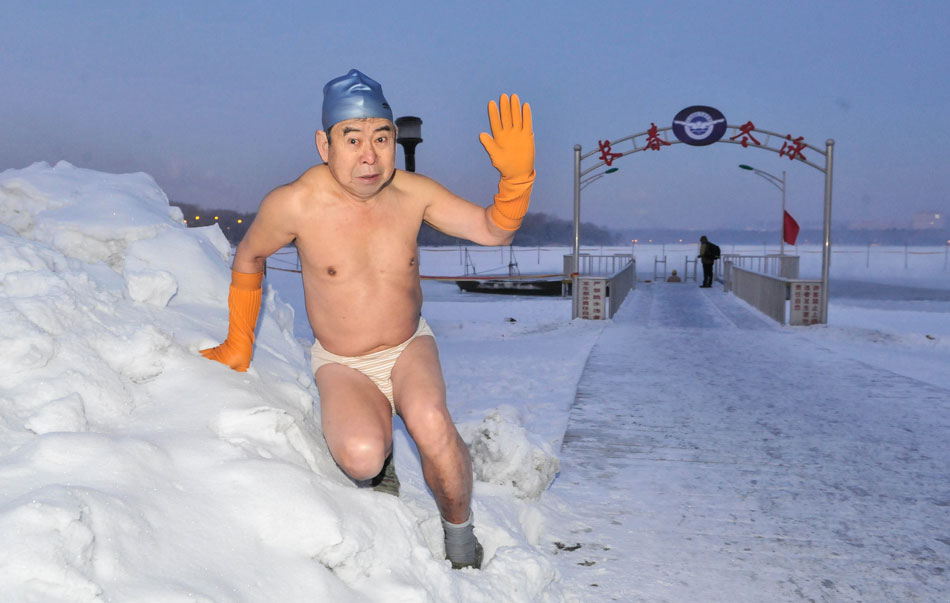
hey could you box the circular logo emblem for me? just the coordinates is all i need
[672,106,727,146]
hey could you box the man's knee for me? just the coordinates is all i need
[404,403,457,450]
[332,437,388,481]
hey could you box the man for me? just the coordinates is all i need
[697,235,719,287]
[666,269,681,283]
[200,69,534,570]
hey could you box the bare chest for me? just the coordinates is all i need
[295,197,422,281]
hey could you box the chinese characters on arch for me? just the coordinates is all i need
[597,140,622,166]
[591,108,812,165]
[729,121,760,147]
[645,123,670,150]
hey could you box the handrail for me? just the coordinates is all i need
[575,257,636,319]
[729,265,824,325]
[721,253,800,281]
[564,253,634,277]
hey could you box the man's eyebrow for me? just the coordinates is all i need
[340,124,392,136]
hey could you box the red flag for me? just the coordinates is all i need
[783,210,800,245]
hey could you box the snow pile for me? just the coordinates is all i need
[0,162,572,602]
[459,407,560,500]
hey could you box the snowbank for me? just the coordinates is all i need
[0,162,580,602]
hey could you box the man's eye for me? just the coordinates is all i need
[348,138,358,144]
[376,137,387,143]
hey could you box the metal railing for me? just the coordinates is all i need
[654,256,667,281]
[564,253,634,277]
[730,266,789,323]
[729,264,824,325]
[684,256,698,282]
[569,254,636,319]
[721,254,799,281]
[606,260,635,318]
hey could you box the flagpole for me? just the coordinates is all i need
[781,170,786,256]
[739,164,787,256]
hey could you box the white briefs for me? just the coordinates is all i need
[310,318,434,415]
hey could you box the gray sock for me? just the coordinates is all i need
[442,513,477,567]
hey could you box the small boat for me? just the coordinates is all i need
[455,276,569,296]
[447,246,569,296]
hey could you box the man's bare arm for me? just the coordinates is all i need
[233,184,301,272]
[418,176,516,246]
[416,94,534,247]
[199,184,301,371]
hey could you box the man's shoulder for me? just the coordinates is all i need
[264,166,330,207]
[391,169,441,192]
[291,164,331,193]
[268,167,445,212]
[390,170,459,211]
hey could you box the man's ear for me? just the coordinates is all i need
[316,130,330,162]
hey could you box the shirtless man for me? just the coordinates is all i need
[200,69,534,569]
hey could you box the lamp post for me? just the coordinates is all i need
[571,144,618,317]
[395,116,423,172]
[739,164,786,255]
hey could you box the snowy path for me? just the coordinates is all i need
[545,283,950,602]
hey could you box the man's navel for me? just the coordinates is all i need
[327,267,337,276]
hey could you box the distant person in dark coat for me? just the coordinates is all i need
[698,235,720,287]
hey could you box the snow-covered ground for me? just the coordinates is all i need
[1,162,948,601]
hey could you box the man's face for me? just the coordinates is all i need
[317,117,396,200]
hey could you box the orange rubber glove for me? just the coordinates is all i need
[478,94,535,231]
[200,270,263,372]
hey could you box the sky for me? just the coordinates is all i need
[2,0,948,232]
[2,162,948,600]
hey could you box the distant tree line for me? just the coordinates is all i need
[174,202,619,247]
[417,211,617,246]
[615,227,950,246]
[173,200,950,248]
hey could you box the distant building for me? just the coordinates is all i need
[912,211,946,229]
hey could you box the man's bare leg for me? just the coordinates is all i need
[392,335,481,568]
[391,335,472,523]
[316,364,393,481]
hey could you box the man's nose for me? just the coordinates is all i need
[360,143,378,164]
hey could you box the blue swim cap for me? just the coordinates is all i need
[322,69,393,131]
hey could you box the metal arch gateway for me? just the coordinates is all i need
[571,118,835,323]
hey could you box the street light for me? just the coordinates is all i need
[570,163,619,318]
[580,167,618,190]
[395,116,423,172]
[739,164,787,255]
[572,143,622,318]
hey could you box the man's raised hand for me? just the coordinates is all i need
[479,94,535,231]
[479,94,534,181]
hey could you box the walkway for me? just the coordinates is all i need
[545,282,949,602]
